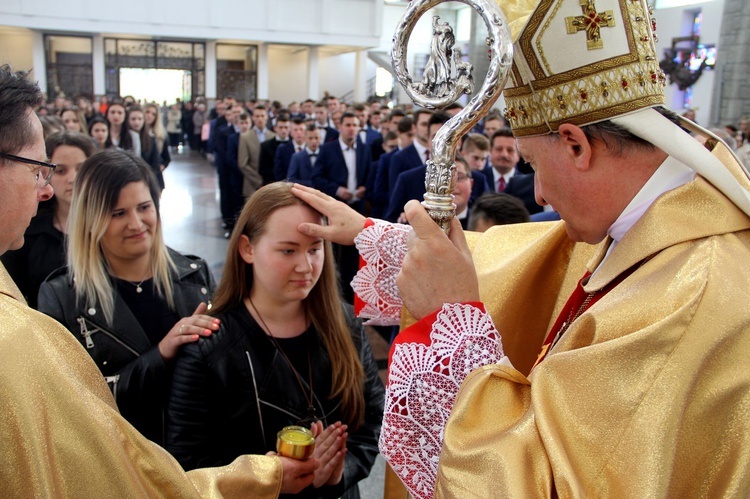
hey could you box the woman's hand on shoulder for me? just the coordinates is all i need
[291,184,366,245]
[310,420,348,488]
[158,302,220,360]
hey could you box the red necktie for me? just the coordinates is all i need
[497,176,506,192]
[425,150,430,163]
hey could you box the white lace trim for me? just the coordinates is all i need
[352,219,410,326]
[379,303,504,499]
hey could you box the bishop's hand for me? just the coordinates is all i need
[396,200,480,319]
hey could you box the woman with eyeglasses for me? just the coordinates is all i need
[1,131,95,308]
[166,182,384,499]
[38,150,217,446]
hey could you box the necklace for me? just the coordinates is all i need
[248,297,316,423]
[130,277,149,294]
[123,272,150,293]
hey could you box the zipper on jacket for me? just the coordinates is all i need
[104,374,120,401]
[77,317,96,349]
[76,316,140,357]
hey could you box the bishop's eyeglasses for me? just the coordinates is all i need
[0,152,57,187]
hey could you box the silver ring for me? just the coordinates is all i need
[179,324,185,334]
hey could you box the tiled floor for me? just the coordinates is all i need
[161,149,387,499]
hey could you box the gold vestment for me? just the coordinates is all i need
[0,266,282,498]
[434,156,750,496]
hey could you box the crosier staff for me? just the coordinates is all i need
[391,0,513,232]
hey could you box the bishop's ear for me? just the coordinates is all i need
[558,123,593,172]
[238,234,255,264]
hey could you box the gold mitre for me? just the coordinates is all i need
[499,0,666,137]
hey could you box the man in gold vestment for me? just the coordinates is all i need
[0,65,317,497]
[292,0,750,496]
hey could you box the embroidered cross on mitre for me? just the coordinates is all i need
[565,0,616,50]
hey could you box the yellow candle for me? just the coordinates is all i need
[276,426,316,460]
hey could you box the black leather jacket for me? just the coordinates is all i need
[38,249,215,446]
[166,303,385,499]
[0,210,64,309]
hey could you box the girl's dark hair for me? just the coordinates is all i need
[46,130,97,159]
[105,101,134,151]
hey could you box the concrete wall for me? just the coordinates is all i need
[0,27,35,78]
[0,0,382,47]
[267,45,309,103]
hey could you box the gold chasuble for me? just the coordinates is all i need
[0,265,282,498]
[434,161,750,497]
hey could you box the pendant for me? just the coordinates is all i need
[136,285,143,293]
[307,405,316,421]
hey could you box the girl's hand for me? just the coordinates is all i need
[310,421,348,488]
[158,302,219,360]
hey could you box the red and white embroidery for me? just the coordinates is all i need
[379,303,504,499]
[352,220,410,325]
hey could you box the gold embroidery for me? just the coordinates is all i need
[504,0,666,137]
[565,0,616,50]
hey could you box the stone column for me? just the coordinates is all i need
[711,0,750,126]
[205,41,217,100]
[257,43,270,101]
[308,46,320,100]
[92,35,105,97]
[31,31,46,95]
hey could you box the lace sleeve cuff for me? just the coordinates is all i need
[352,218,410,326]
[379,302,505,499]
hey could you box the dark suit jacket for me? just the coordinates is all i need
[361,126,381,146]
[313,139,372,214]
[318,126,339,144]
[370,147,399,219]
[287,150,318,187]
[388,144,423,194]
[481,166,542,214]
[386,166,490,223]
[386,165,426,222]
[214,123,235,170]
[274,142,304,182]
[259,138,287,186]
[470,170,490,206]
[370,136,385,162]
[226,132,243,193]
[207,116,227,154]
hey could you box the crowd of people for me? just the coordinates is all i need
[1,68,393,498]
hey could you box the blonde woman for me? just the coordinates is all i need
[38,149,217,446]
[59,106,87,133]
[167,183,384,498]
[129,105,164,191]
[145,103,171,176]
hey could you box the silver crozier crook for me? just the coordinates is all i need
[391,0,513,232]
